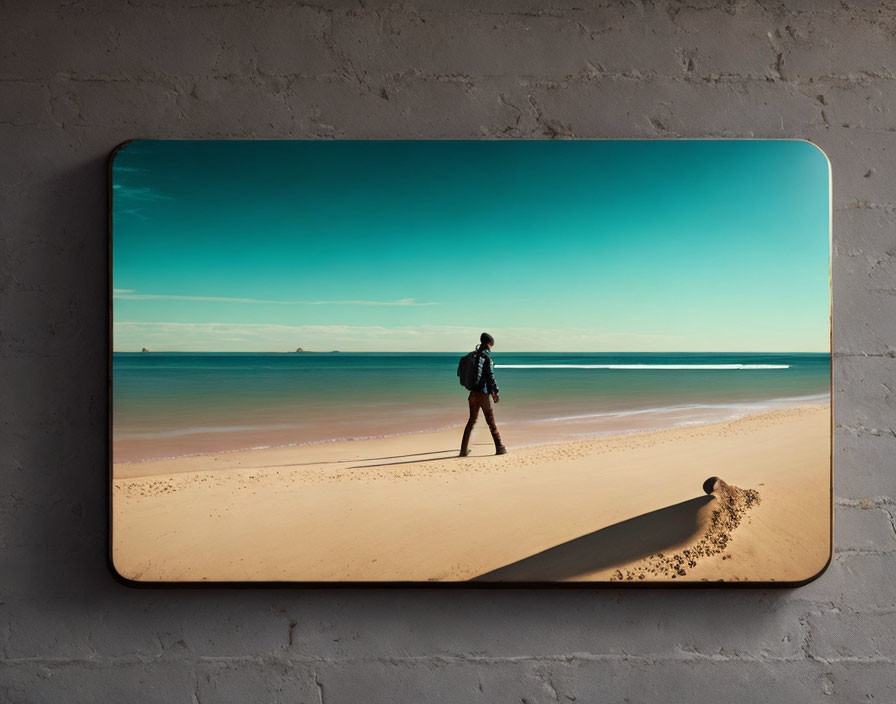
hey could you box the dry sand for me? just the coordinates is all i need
[111,404,831,583]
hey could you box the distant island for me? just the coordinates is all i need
[293,348,340,354]
[141,348,150,353]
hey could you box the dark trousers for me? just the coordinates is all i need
[460,391,504,453]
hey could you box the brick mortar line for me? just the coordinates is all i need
[1,652,881,667]
[835,499,896,508]
[3,124,896,142]
[3,70,896,86]
[0,74,782,88]
[5,3,894,19]
[830,548,896,557]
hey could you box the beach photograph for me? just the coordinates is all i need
[110,139,831,584]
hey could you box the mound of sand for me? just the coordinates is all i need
[609,478,761,581]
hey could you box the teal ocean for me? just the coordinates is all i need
[112,352,830,462]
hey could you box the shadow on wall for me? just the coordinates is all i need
[15,153,114,600]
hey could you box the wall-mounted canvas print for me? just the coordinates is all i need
[110,139,831,585]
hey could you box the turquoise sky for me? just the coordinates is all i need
[112,139,830,352]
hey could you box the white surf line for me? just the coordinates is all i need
[495,364,790,370]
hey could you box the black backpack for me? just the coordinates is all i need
[457,350,481,391]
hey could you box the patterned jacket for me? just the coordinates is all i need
[474,344,499,395]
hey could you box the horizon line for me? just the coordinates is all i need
[111,349,831,354]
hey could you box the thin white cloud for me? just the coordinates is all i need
[112,288,136,294]
[113,321,682,353]
[313,298,439,307]
[113,292,439,306]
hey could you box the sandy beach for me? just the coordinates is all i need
[111,403,831,584]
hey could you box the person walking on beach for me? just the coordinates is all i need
[459,332,507,457]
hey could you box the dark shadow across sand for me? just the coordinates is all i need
[474,495,714,582]
[248,449,459,469]
[348,456,459,469]
[248,442,499,470]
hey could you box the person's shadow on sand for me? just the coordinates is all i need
[474,495,714,582]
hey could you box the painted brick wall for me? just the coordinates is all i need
[2,2,894,702]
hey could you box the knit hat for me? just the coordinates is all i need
[480,332,495,345]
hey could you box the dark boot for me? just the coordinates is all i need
[459,425,473,457]
[460,392,479,457]
[492,429,506,454]
[481,401,505,455]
